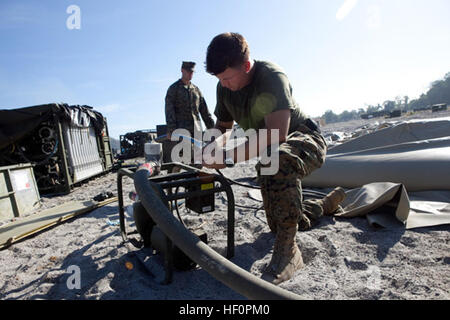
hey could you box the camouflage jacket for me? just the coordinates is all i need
[165,79,215,135]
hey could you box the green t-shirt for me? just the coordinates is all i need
[214,60,307,133]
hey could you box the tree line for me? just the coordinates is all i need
[320,72,450,124]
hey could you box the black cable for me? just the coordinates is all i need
[215,169,261,189]
[235,203,264,210]
[170,167,327,218]
[173,186,186,227]
[215,168,328,200]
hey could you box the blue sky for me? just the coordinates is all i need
[1,0,449,139]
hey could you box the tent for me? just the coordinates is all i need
[302,117,450,229]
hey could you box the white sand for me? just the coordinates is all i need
[0,111,449,300]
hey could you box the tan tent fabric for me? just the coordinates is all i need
[303,117,450,229]
[334,182,450,229]
[337,182,409,225]
[303,117,450,191]
[407,190,450,229]
[408,200,450,229]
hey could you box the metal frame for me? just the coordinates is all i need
[117,162,235,258]
[117,162,302,299]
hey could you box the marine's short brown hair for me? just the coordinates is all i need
[206,32,250,75]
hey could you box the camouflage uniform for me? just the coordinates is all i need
[164,62,214,164]
[165,80,214,136]
[213,60,339,283]
[256,123,328,232]
[256,122,328,283]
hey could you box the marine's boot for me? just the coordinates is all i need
[320,187,346,216]
[299,187,346,231]
[258,176,277,233]
[262,223,304,285]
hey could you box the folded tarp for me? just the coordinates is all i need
[249,182,450,229]
[407,190,450,229]
[303,117,450,229]
[335,182,450,229]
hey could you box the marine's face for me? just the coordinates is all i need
[216,63,249,91]
[181,68,194,82]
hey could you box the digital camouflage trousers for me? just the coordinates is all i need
[256,124,328,232]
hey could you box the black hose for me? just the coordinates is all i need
[134,167,302,300]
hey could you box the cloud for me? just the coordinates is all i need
[336,0,359,21]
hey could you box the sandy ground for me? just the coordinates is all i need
[0,110,449,300]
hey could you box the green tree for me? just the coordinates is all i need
[320,71,449,122]
[383,100,396,112]
[366,104,382,113]
[427,76,450,105]
[323,110,339,124]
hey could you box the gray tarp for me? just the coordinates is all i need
[302,117,450,229]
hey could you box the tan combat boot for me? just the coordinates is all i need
[320,187,346,216]
[262,223,304,285]
[298,187,347,230]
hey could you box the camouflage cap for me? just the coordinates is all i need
[182,61,196,71]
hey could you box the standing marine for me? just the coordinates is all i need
[165,61,215,139]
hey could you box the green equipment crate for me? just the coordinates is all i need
[0,163,41,222]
